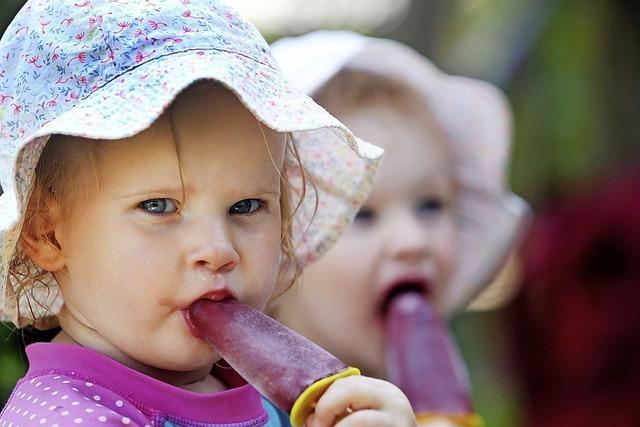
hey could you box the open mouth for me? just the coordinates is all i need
[378,278,431,318]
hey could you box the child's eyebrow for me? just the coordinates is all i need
[251,189,282,198]
[236,186,282,199]
[115,186,281,199]
[115,187,185,199]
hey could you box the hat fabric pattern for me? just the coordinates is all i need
[0,2,382,328]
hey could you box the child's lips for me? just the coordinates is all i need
[183,289,234,339]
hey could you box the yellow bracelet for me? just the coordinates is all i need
[415,412,484,427]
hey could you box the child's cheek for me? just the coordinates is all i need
[441,217,458,281]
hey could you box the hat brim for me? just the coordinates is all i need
[0,48,383,328]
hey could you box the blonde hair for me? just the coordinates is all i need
[9,136,101,322]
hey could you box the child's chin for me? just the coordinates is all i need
[161,344,219,372]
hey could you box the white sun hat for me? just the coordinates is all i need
[271,30,531,315]
[0,3,383,329]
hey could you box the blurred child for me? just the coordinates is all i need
[0,4,417,426]
[271,31,530,426]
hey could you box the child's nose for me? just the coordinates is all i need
[385,211,429,263]
[186,220,240,273]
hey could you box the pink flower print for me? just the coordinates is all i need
[89,80,103,92]
[135,49,156,63]
[74,1,91,7]
[65,91,80,103]
[134,28,147,38]
[47,96,59,107]
[12,103,22,114]
[181,10,204,19]
[40,20,51,33]
[100,50,115,63]
[88,16,103,26]
[0,94,14,105]
[196,50,205,56]
[27,55,43,68]
[60,17,74,26]
[163,37,183,45]
[51,46,60,62]
[304,252,314,264]
[181,0,190,4]
[55,75,69,85]
[66,51,87,66]
[73,32,85,46]
[148,20,167,30]
[114,22,131,34]
[76,75,88,85]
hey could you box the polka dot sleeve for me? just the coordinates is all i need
[1,375,152,426]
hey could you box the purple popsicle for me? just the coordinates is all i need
[384,291,473,418]
[187,298,359,426]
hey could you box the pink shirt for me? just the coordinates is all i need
[0,343,272,426]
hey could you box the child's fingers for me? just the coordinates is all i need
[313,376,386,425]
[333,409,395,427]
[310,375,413,426]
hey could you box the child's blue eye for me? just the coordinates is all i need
[229,199,264,215]
[139,198,178,215]
[354,207,375,223]
[417,197,444,215]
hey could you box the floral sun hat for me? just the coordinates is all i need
[271,30,531,315]
[0,2,383,329]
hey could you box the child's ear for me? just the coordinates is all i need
[20,200,65,273]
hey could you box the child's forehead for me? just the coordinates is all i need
[319,70,429,116]
[88,116,284,195]
[319,76,442,147]
[320,81,453,180]
[169,82,283,148]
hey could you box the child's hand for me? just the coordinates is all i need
[306,375,417,426]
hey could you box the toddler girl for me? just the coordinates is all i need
[270,31,530,425]
[0,3,416,426]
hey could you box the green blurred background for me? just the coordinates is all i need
[1,0,639,425]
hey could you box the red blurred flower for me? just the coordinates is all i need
[511,167,640,427]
